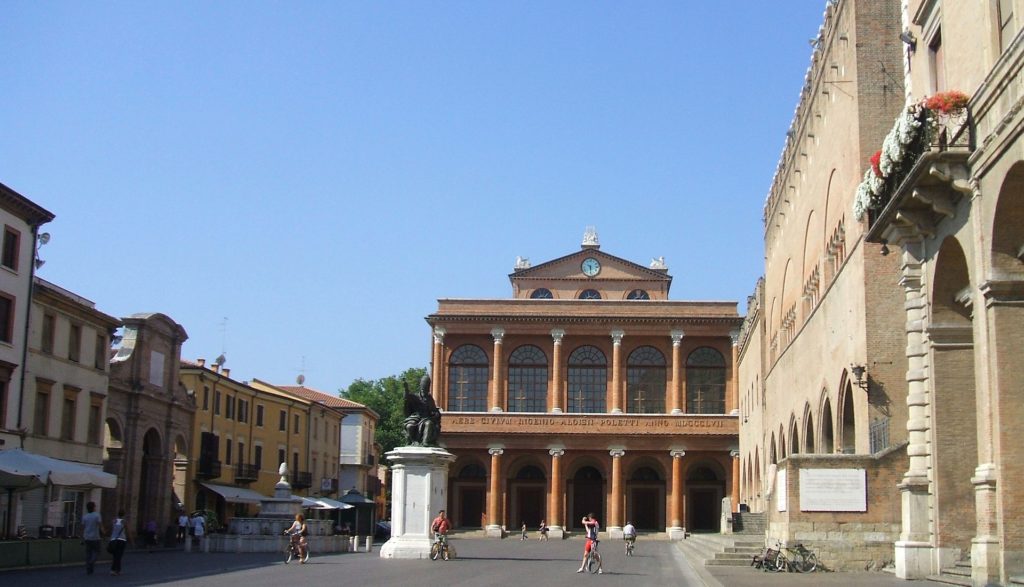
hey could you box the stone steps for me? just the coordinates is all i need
[732,512,767,535]
[676,533,763,568]
[927,561,972,587]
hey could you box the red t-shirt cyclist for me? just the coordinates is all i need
[431,510,451,537]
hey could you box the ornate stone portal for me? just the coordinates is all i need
[379,446,455,559]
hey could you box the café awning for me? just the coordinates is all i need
[301,496,353,510]
[199,482,268,504]
[0,449,116,489]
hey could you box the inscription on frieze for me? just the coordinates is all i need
[443,413,734,435]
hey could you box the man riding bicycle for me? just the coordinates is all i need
[431,510,450,543]
[576,513,603,574]
[623,521,636,555]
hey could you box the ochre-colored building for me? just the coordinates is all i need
[428,232,742,539]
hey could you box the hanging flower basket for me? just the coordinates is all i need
[923,90,970,115]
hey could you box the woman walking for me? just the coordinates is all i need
[109,510,130,576]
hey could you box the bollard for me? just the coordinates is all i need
[364,536,372,552]
[349,535,356,552]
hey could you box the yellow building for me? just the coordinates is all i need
[180,360,315,523]
[250,380,344,499]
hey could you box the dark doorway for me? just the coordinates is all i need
[138,429,163,533]
[689,489,720,531]
[630,488,660,530]
[571,466,604,529]
[515,487,545,529]
[459,487,485,528]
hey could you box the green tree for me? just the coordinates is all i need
[340,367,427,455]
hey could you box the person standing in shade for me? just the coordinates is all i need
[539,520,549,541]
[520,522,528,541]
[81,502,102,575]
[177,512,189,544]
[109,510,130,576]
[191,512,205,549]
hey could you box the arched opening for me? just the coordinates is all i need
[931,235,978,556]
[841,382,856,454]
[508,345,548,412]
[686,347,726,413]
[769,433,777,465]
[626,463,666,531]
[452,461,487,528]
[447,345,489,411]
[779,425,787,460]
[570,465,605,530]
[509,463,547,530]
[687,462,726,532]
[821,397,835,453]
[138,428,164,534]
[804,408,816,454]
[789,417,800,456]
[567,346,607,413]
[627,346,666,413]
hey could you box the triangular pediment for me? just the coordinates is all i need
[509,247,672,299]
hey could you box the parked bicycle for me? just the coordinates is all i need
[783,542,819,573]
[430,532,456,561]
[751,541,787,572]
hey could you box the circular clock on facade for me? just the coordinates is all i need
[581,257,601,277]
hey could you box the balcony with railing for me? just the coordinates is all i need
[197,459,222,479]
[291,471,312,489]
[863,98,975,247]
[234,464,259,484]
[320,478,339,494]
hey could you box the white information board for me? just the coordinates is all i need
[799,468,867,512]
[776,469,787,512]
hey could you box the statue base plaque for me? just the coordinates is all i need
[380,445,456,559]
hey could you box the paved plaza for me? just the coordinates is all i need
[1,537,946,587]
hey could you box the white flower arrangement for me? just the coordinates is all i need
[853,103,936,220]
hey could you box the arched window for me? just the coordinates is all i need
[686,347,726,414]
[530,288,553,299]
[631,466,662,481]
[567,345,606,413]
[458,463,487,479]
[447,345,489,412]
[627,346,666,413]
[579,289,602,300]
[508,345,548,412]
[515,465,546,480]
[626,289,650,300]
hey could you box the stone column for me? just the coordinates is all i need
[547,448,565,539]
[431,327,446,406]
[668,450,685,539]
[610,329,625,413]
[894,240,935,579]
[670,330,684,414]
[730,450,740,513]
[728,330,740,414]
[490,328,505,413]
[486,447,504,537]
[608,449,625,537]
[550,329,565,413]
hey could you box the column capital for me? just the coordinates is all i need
[550,328,565,343]
[609,449,626,458]
[488,447,505,456]
[433,326,446,343]
[729,449,741,459]
[670,329,684,345]
[729,329,741,346]
[610,329,625,344]
[548,448,565,458]
[670,450,686,459]
[490,327,506,342]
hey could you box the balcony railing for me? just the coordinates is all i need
[197,459,222,479]
[234,464,259,484]
[291,471,312,489]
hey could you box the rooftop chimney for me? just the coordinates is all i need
[222,368,230,379]
[197,358,206,367]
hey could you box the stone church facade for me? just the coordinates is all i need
[429,232,741,538]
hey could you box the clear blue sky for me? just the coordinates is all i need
[2,2,827,393]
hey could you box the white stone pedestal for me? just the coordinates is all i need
[667,526,686,540]
[547,526,565,540]
[380,446,455,560]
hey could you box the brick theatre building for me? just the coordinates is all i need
[426,231,742,538]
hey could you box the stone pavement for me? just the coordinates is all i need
[0,536,949,586]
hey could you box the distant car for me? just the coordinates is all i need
[375,521,391,541]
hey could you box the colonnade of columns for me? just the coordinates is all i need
[430,326,739,414]
[476,446,739,539]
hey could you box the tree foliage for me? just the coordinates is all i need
[340,367,426,456]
